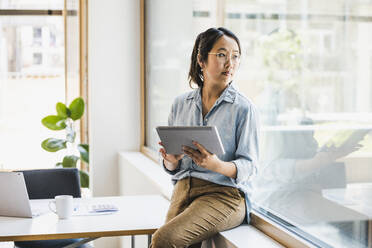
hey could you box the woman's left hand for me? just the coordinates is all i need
[182,141,221,171]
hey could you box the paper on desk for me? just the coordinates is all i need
[73,204,118,216]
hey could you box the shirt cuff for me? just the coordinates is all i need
[232,159,256,185]
[162,159,181,175]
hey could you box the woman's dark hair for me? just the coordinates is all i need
[188,27,241,88]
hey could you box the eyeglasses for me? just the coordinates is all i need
[208,52,241,64]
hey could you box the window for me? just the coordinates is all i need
[144,0,372,247]
[33,27,42,46]
[0,0,86,171]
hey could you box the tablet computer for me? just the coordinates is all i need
[321,128,371,150]
[156,126,225,155]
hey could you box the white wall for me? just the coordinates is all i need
[89,0,141,197]
[89,0,141,247]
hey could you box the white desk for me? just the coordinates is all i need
[0,195,169,248]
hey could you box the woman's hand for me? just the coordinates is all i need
[324,143,363,162]
[182,141,221,171]
[159,142,184,169]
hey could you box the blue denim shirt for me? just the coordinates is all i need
[163,82,260,223]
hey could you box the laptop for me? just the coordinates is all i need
[0,172,46,218]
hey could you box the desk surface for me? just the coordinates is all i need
[0,195,169,242]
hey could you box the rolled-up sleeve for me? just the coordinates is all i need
[162,102,181,175]
[232,105,260,186]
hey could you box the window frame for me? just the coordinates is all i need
[65,0,89,172]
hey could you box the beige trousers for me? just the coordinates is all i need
[151,177,246,248]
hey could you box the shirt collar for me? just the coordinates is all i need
[186,82,237,104]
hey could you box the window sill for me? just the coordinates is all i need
[220,224,284,247]
[118,151,310,247]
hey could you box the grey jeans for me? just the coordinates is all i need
[151,177,246,248]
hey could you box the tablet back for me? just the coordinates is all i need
[156,126,225,155]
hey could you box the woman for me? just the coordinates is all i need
[152,27,259,248]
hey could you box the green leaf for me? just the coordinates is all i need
[77,144,89,163]
[41,138,67,152]
[42,115,66,130]
[56,102,71,118]
[69,97,85,120]
[79,170,89,188]
[62,155,80,168]
[56,162,63,168]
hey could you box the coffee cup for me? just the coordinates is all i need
[49,195,74,219]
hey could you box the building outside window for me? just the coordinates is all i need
[144,0,372,247]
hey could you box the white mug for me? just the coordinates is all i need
[49,195,74,219]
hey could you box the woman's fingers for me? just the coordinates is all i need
[159,148,166,158]
[183,146,201,157]
[184,151,198,164]
[355,144,363,149]
[159,145,184,165]
[158,142,166,154]
[183,146,202,164]
[175,154,185,160]
[192,141,209,155]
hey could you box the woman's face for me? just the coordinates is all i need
[200,35,240,87]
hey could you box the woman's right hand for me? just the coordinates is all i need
[159,141,184,166]
[325,143,363,162]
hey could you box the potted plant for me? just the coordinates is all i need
[41,97,89,188]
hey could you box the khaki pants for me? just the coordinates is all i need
[151,177,246,248]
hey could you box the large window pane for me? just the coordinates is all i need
[0,16,66,170]
[224,1,372,247]
[146,0,372,247]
